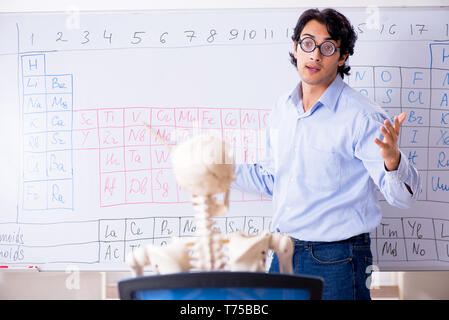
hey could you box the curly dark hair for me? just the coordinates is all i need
[289,8,357,79]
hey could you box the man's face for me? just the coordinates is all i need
[293,19,348,88]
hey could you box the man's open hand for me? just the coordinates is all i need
[374,112,407,171]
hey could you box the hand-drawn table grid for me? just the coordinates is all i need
[97,215,273,264]
[72,106,272,207]
[370,217,449,263]
[21,53,74,211]
[347,63,449,203]
[99,216,449,265]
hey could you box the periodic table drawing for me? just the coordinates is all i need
[0,7,448,270]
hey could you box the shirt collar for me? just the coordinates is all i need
[318,75,345,112]
[289,75,346,114]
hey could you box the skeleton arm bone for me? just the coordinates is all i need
[126,246,150,276]
[126,237,194,276]
[269,233,294,274]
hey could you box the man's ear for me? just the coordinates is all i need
[338,53,349,66]
[293,41,298,59]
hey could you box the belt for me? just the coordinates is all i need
[290,232,370,245]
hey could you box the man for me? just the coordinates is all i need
[231,8,421,300]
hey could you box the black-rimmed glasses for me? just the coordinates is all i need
[298,37,340,57]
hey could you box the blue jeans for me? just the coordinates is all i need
[269,233,373,300]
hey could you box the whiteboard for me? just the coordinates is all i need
[0,7,448,271]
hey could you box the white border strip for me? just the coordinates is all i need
[0,0,448,13]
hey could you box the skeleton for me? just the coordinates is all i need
[126,135,293,276]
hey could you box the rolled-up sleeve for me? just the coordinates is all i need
[232,163,274,197]
[382,149,422,207]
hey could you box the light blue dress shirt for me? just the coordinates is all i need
[232,75,422,242]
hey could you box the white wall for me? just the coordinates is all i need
[0,271,105,299]
[0,0,447,12]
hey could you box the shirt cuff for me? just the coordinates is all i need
[384,150,408,184]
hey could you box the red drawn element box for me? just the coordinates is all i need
[124,108,151,127]
[152,108,174,126]
[199,108,221,129]
[73,110,98,130]
[125,146,151,171]
[100,172,126,206]
[126,170,153,204]
[98,109,123,128]
[175,108,199,128]
[175,127,195,145]
[151,145,172,169]
[124,125,150,146]
[100,147,124,173]
[73,128,98,150]
[98,127,124,148]
[150,126,176,146]
[152,168,178,203]
[240,109,260,130]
